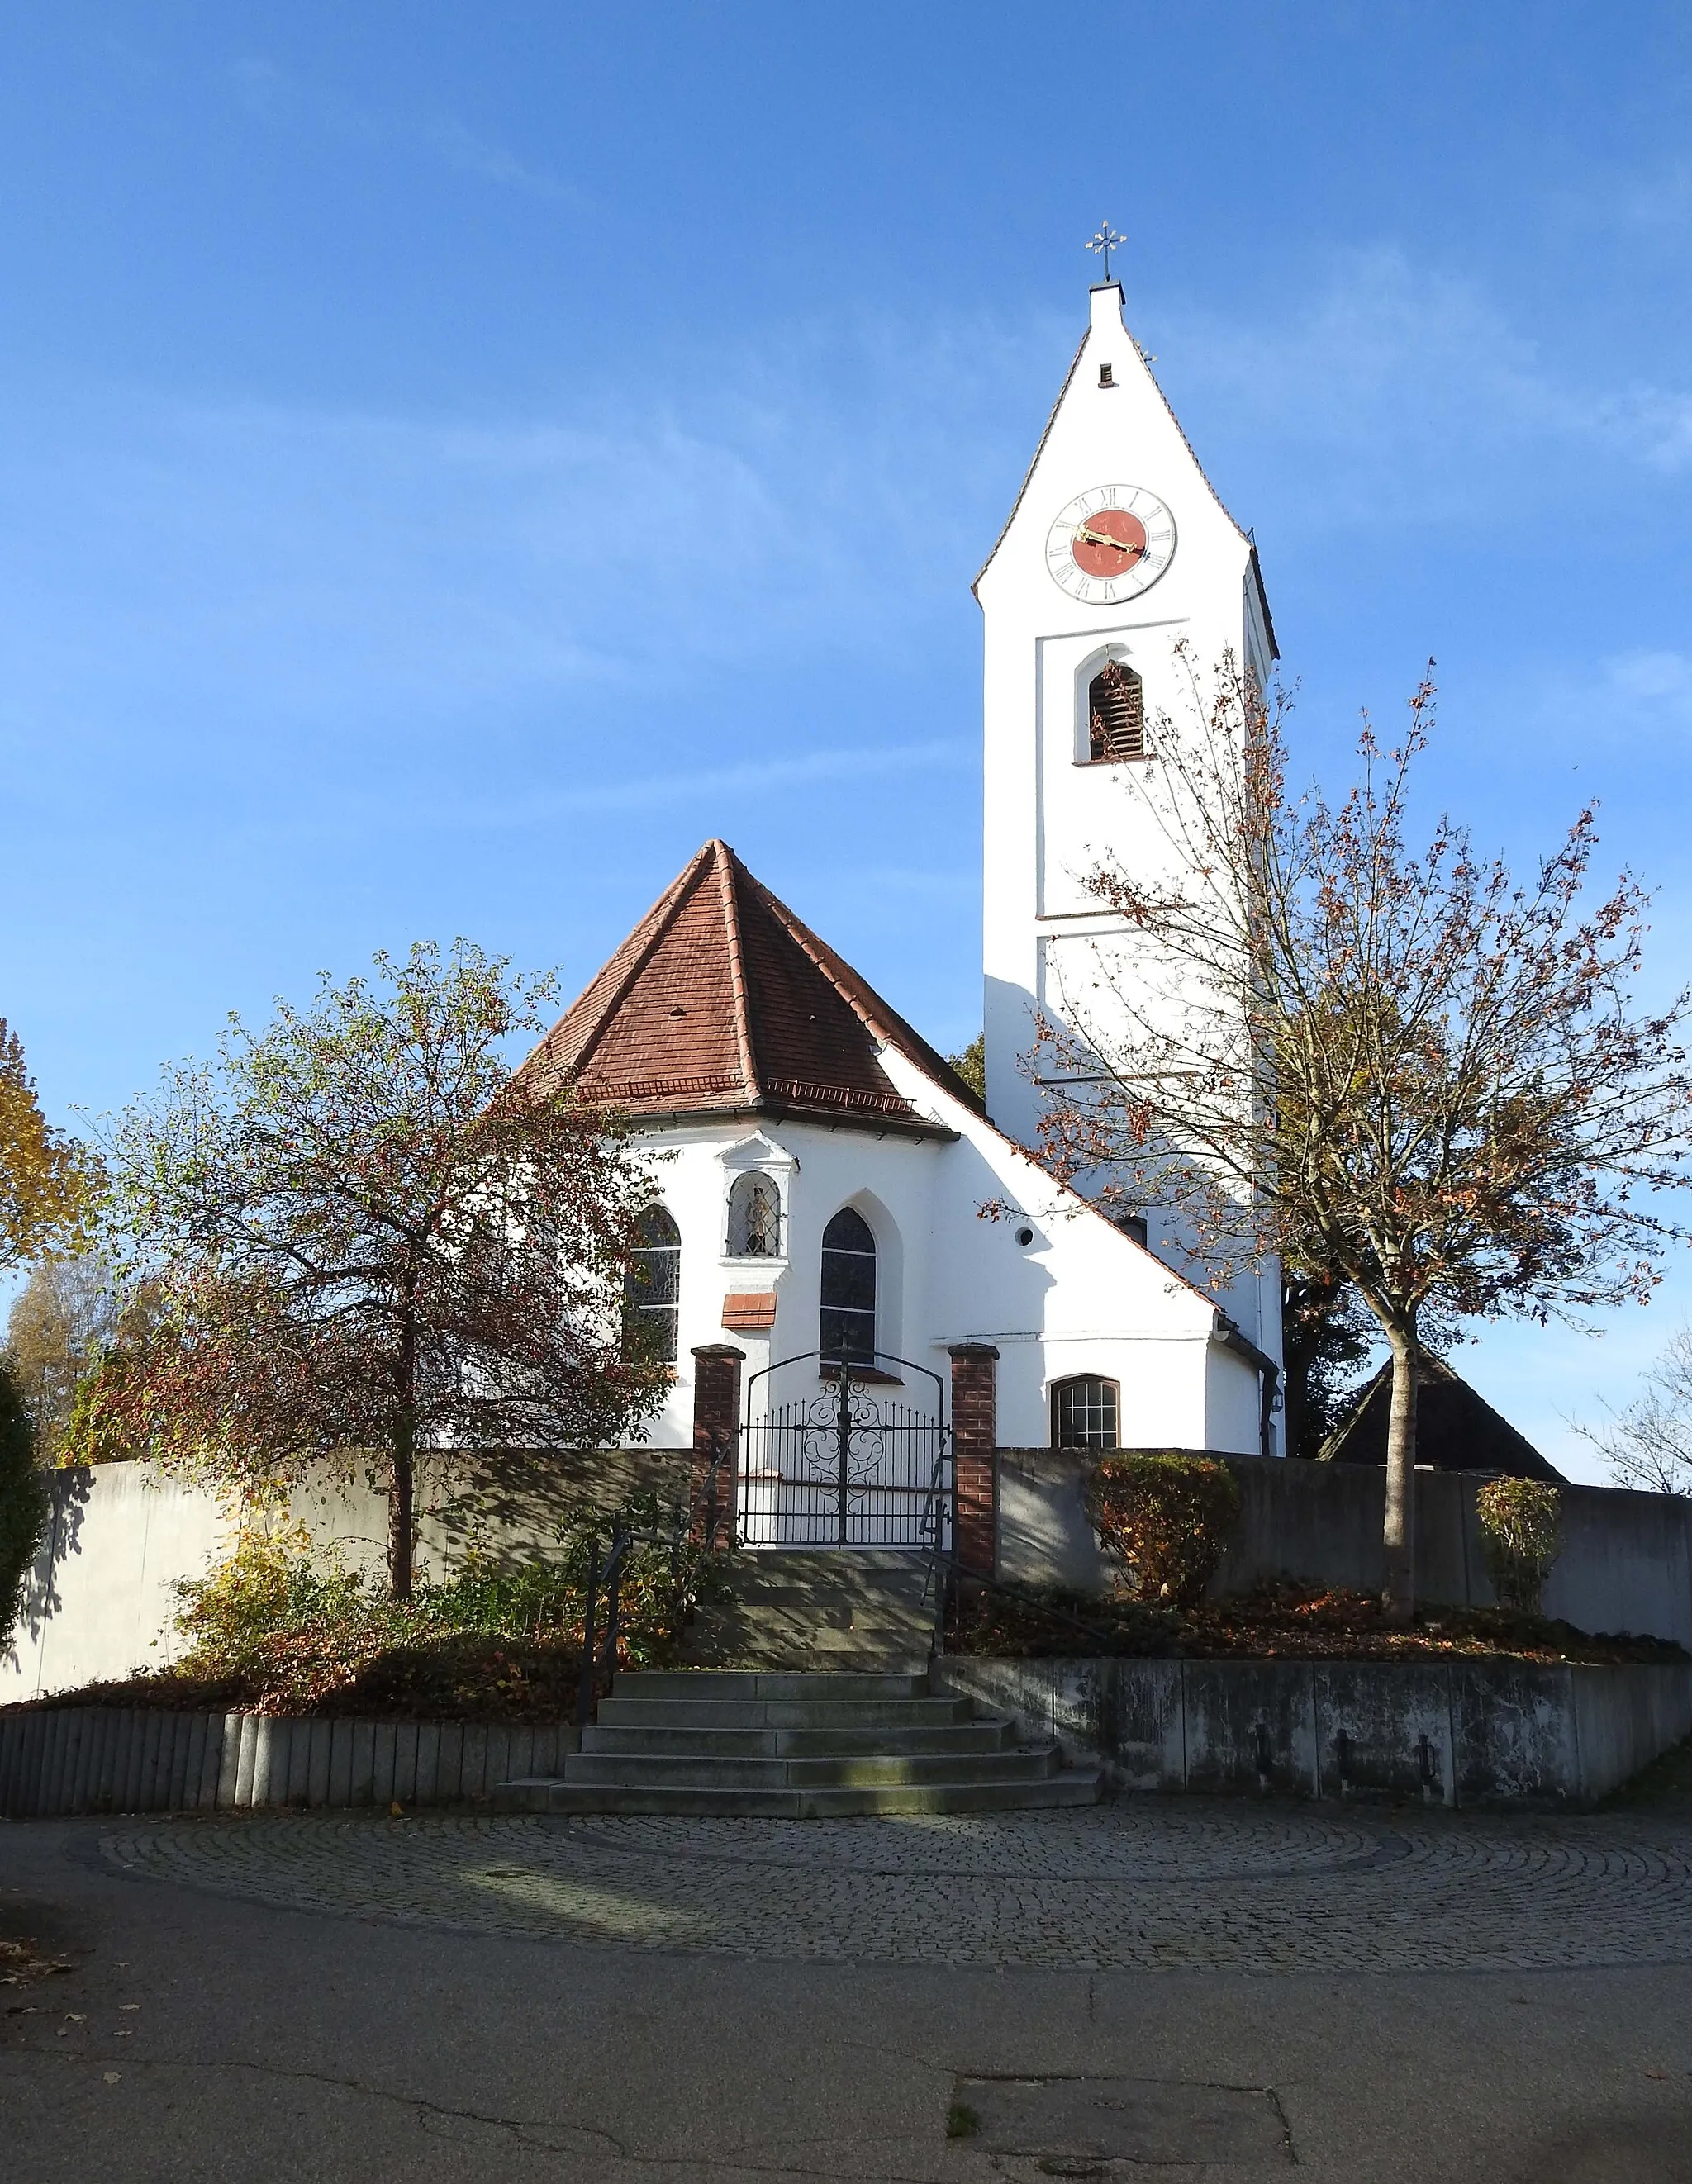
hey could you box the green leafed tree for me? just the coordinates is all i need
[1280,1269,1375,1461]
[948,1033,986,1103]
[1031,647,1692,1620]
[78,941,672,1597]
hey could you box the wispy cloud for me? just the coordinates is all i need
[229,56,580,206]
[1604,648,1692,719]
[1153,246,1692,534]
[306,739,973,838]
[0,307,1045,757]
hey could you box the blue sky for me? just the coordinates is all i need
[2,3,1691,1478]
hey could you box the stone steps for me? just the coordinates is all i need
[565,1750,1059,1789]
[492,1668,1102,1818]
[680,1551,939,1671]
[620,1670,929,1699]
[504,1776,1103,1818]
[596,1695,976,1730]
[583,1721,1017,1757]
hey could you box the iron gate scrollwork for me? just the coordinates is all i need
[739,1349,953,1549]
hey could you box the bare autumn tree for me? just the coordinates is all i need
[1572,1325,1692,1498]
[78,942,670,1597]
[1033,644,1692,1620]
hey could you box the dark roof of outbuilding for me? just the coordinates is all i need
[516,838,981,1137]
[1318,1353,1565,1483]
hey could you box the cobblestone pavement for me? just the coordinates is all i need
[97,1799,1692,1973]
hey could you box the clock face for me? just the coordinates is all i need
[1046,485,1176,605]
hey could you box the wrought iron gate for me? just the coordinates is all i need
[739,1351,952,1549]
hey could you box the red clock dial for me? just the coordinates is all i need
[1071,508,1148,577]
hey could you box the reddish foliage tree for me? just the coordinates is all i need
[79,942,669,1596]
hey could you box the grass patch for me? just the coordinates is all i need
[945,2101,981,2140]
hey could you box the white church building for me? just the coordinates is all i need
[520,278,1284,1545]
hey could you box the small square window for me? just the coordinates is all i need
[1053,1375,1119,1451]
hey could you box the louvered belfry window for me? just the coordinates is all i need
[1088,661,1147,763]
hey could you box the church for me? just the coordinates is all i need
[520,276,1285,1539]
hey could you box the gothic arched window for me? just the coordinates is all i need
[727,1171,781,1257]
[819,1207,877,1366]
[1052,1374,1119,1450]
[1087,661,1147,763]
[625,1204,682,1364]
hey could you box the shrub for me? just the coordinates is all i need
[1083,1451,1241,1607]
[163,1503,716,1715]
[1476,1477,1563,1614]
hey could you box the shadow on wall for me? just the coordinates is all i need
[2,1449,698,1703]
[2,1468,94,1677]
[277,1446,696,1583]
[996,1447,1692,1650]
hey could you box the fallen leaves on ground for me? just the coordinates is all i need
[946,1581,1687,1666]
[0,1939,74,1989]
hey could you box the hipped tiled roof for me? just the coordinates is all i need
[519,840,981,1136]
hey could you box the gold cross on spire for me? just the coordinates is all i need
[1086,221,1126,283]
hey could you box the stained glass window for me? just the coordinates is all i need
[820,1206,877,1366]
[625,1204,681,1363]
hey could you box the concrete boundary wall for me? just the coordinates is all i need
[996,1449,1692,1649]
[0,1707,579,1820]
[936,1655,1692,1807]
[1,1449,692,1706]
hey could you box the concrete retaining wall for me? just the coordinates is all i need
[0,1705,579,1819]
[997,1449,1692,1648]
[935,1655,1692,1807]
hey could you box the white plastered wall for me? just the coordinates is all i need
[630,1051,1262,1460]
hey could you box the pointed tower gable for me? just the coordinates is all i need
[975,282,1257,601]
[520,840,980,1135]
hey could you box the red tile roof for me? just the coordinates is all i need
[519,841,981,1136]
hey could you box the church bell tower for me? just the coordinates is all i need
[974,273,1281,1365]
[975,276,1276,1151]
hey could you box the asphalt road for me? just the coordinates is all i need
[5,1797,1692,2183]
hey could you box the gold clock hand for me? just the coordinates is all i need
[1072,522,1143,553]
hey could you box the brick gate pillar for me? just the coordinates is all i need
[689,1343,744,1549]
[947,1343,1000,1576]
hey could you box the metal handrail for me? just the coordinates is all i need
[915,1446,957,1657]
[577,1431,738,1728]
